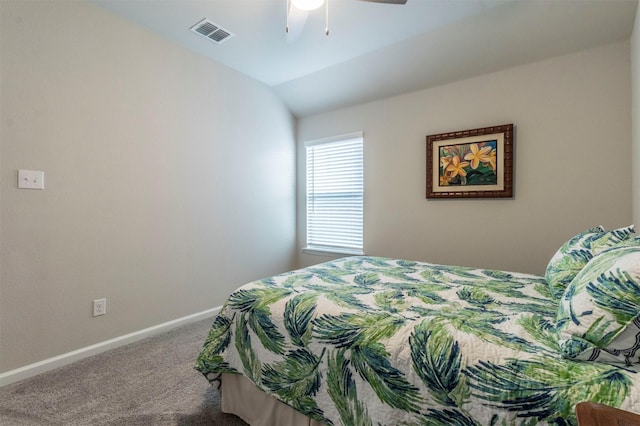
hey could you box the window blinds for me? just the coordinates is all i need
[305,133,363,254]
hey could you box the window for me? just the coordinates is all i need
[305,132,364,255]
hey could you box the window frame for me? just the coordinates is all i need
[304,131,364,256]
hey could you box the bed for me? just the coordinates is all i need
[196,225,640,425]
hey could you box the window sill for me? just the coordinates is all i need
[302,247,365,257]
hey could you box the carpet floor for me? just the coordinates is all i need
[0,317,248,425]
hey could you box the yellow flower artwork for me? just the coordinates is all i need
[439,140,497,187]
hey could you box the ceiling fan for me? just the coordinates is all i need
[286,0,407,43]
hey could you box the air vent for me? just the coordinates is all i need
[190,19,234,44]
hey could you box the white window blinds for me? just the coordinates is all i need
[305,132,364,254]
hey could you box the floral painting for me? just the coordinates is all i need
[439,140,498,187]
[426,124,513,199]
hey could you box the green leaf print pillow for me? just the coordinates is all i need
[557,245,640,368]
[545,225,635,299]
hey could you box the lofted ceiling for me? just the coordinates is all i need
[91,0,638,117]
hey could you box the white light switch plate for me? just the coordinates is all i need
[18,170,44,190]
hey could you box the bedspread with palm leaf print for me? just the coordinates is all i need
[195,256,640,425]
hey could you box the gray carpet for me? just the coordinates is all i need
[0,318,249,425]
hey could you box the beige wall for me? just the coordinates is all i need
[633,6,640,227]
[0,1,296,373]
[297,41,632,275]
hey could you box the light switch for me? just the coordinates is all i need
[18,169,44,190]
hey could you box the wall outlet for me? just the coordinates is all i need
[17,169,45,190]
[93,298,107,317]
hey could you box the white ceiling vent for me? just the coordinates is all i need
[190,19,234,44]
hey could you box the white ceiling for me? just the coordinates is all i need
[91,0,638,117]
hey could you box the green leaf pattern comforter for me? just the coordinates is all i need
[196,256,639,425]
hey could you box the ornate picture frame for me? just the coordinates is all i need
[426,124,513,199]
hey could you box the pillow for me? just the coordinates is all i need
[601,235,640,251]
[545,225,635,299]
[545,226,603,299]
[589,225,636,255]
[557,245,640,368]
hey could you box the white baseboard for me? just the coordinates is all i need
[0,306,221,388]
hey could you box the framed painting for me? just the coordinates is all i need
[426,123,513,199]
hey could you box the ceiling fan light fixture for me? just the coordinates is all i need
[291,0,325,11]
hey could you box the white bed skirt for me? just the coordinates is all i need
[221,373,325,426]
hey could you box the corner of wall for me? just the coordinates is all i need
[632,4,640,227]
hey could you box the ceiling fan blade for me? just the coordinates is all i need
[286,5,309,43]
[358,0,407,4]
